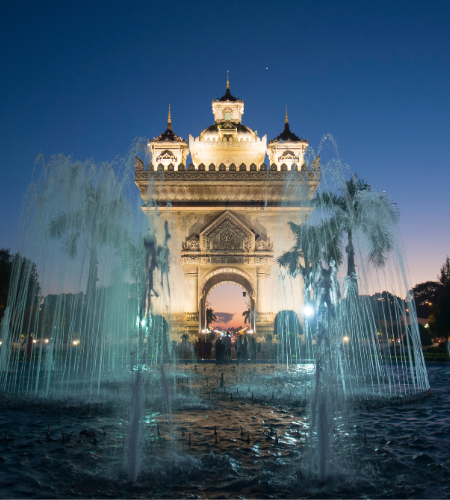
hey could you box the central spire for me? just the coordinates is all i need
[167,104,172,130]
[285,106,288,124]
[227,70,230,90]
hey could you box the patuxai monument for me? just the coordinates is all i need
[134,77,321,340]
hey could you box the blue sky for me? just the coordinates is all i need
[1,0,449,307]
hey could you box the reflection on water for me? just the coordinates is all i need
[0,362,448,499]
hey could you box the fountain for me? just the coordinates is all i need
[0,138,432,497]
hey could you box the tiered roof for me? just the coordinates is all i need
[269,108,307,144]
[152,105,187,143]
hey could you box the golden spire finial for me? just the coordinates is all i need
[285,106,288,124]
[227,70,230,90]
[168,104,171,124]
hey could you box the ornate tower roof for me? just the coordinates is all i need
[268,107,306,144]
[152,105,187,144]
[266,108,308,170]
[214,71,242,103]
[148,106,189,169]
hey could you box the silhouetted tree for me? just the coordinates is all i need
[48,184,128,298]
[314,174,399,288]
[411,281,440,318]
[206,307,217,327]
[242,307,251,325]
[0,248,41,334]
[412,257,450,337]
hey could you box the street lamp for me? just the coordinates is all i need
[304,305,314,318]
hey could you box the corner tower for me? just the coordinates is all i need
[148,106,189,170]
[267,108,309,170]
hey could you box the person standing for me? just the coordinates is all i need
[243,336,248,361]
[205,338,212,359]
[223,333,231,361]
[235,335,242,360]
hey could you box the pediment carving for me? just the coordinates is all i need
[182,234,200,251]
[278,150,299,161]
[200,211,255,253]
[156,149,177,162]
[255,234,273,252]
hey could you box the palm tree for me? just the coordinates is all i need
[242,307,251,325]
[277,221,343,296]
[48,183,129,366]
[206,308,217,327]
[48,183,128,298]
[314,174,399,286]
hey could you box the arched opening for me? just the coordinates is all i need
[199,269,256,334]
[207,283,249,333]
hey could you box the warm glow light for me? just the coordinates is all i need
[343,336,349,342]
[248,330,254,334]
[72,340,79,346]
[32,339,37,343]
[44,339,49,343]
[303,305,314,317]
[425,324,429,328]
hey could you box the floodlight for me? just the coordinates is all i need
[304,305,314,317]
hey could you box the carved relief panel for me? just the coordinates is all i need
[199,212,255,253]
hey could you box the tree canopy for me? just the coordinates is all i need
[0,248,41,328]
[206,308,217,327]
[314,174,399,281]
[411,256,450,338]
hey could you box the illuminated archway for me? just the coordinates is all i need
[199,268,256,333]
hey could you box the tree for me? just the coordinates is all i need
[206,308,217,327]
[418,324,432,346]
[411,281,440,318]
[47,184,130,367]
[433,292,450,339]
[0,248,14,322]
[274,310,303,339]
[242,307,251,325]
[0,248,41,333]
[48,184,128,297]
[412,257,450,336]
[438,256,450,290]
[314,174,399,287]
[277,221,343,294]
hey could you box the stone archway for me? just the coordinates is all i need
[199,267,256,332]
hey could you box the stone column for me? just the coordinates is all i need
[186,270,199,340]
[256,268,272,341]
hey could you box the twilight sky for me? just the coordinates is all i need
[1,1,449,327]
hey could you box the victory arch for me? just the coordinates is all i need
[134,79,321,341]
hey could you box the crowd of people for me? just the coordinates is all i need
[195,334,259,361]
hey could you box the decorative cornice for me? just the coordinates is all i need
[135,170,320,183]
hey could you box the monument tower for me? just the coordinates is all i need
[135,78,321,340]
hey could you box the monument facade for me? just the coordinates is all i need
[135,78,321,340]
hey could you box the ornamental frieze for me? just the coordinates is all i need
[181,255,274,266]
[204,256,250,264]
[135,170,320,183]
